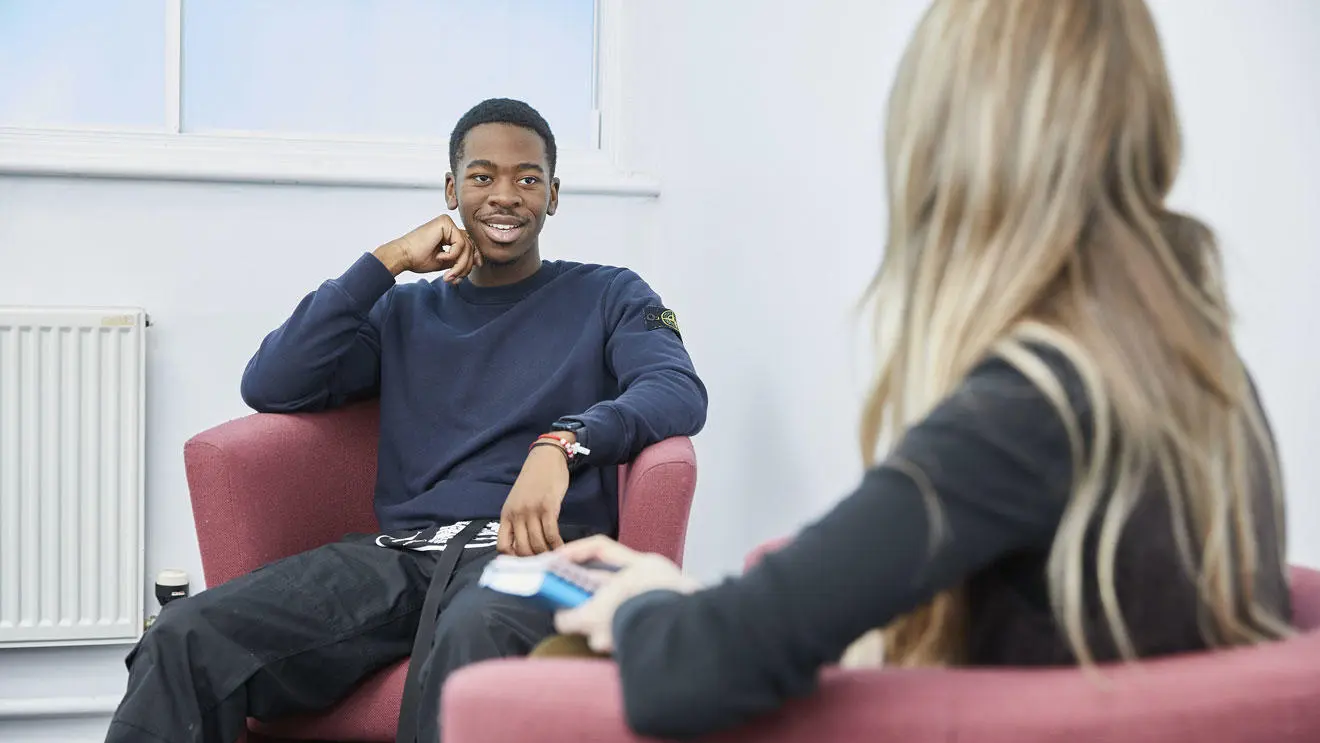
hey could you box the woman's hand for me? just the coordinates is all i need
[553,536,699,653]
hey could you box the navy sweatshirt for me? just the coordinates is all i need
[240,253,707,534]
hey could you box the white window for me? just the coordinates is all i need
[0,0,166,130]
[0,0,653,195]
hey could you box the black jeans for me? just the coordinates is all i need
[105,531,585,743]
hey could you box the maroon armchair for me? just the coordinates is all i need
[441,540,1320,743]
[183,399,698,743]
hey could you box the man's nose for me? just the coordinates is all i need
[488,179,522,208]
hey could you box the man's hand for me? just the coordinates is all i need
[498,441,571,556]
[373,214,483,285]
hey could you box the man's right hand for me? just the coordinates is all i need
[373,214,483,284]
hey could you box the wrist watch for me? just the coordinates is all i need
[550,418,588,470]
[550,418,585,435]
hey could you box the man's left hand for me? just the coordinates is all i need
[498,438,572,556]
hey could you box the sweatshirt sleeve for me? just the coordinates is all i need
[607,357,1080,739]
[240,253,397,413]
[563,270,708,464]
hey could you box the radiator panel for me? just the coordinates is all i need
[0,308,145,646]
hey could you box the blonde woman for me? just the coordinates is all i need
[552,0,1293,737]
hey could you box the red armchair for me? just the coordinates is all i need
[441,541,1320,743]
[183,400,698,743]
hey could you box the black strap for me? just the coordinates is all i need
[395,519,491,743]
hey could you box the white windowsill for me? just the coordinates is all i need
[0,127,660,197]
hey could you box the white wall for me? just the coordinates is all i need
[1,1,1316,740]
[1153,0,1320,560]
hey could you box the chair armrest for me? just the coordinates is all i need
[616,436,697,567]
[445,630,1320,743]
[184,400,381,587]
[443,659,981,743]
[443,659,641,743]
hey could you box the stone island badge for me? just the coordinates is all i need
[644,306,681,340]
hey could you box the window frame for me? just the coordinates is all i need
[0,0,656,196]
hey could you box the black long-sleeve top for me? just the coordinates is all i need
[609,353,1289,738]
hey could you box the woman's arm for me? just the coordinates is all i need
[610,357,1081,738]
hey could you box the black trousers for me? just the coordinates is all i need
[105,531,584,743]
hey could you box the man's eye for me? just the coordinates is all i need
[518,176,539,186]
[471,174,492,184]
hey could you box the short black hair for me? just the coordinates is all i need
[448,98,557,176]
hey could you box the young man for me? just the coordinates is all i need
[105,99,707,743]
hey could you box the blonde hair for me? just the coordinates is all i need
[849,0,1291,668]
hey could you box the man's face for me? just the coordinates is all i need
[446,123,559,266]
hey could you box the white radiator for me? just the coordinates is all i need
[0,307,147,647]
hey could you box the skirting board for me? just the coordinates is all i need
[0,695,120,720]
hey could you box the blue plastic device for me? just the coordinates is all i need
[479,555,620,610]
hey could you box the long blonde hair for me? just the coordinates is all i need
[850,0,1292,667]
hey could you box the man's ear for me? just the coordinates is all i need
[547,176,560,216]
[445,172,459,211]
